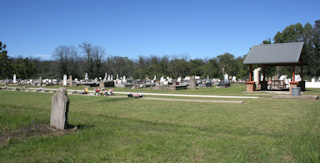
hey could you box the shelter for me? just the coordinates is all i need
[243,42,307,92]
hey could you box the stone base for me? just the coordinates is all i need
[246,81,256,92]
[289,81,299,92]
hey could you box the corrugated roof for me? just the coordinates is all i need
[243,42,307,65]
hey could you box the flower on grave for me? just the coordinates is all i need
[109,89,114,95]
[103,91,108,96]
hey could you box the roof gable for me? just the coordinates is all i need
[243,42,306,65]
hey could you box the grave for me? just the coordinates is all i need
[189,76,196,90]
[50,87,70,130]
[217,73,231,88]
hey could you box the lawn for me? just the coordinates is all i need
[0,85,319,162]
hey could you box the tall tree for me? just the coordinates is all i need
[79,42,105,78]
[0,41,12,79]
[216,53,236,76]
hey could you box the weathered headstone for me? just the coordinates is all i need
[50,87,70,129]
[69,75,73,87]
[39,76,42,85]
[189,76,196,90]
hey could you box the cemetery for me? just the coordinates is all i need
[1,62,320,162]
[1,43,320,162]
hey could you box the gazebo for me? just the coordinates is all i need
[243,42,307,92]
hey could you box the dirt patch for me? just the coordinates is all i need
[0,124,76,147]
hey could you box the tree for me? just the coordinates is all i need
[273,20,320,77]
[0,41,12,79]
[203,58,222,79]
[79,42,105,78]
[52,45,70,76]
[216,53,237,76]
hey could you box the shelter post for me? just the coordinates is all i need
[245,65,256,92]
[289,65,299,92]
[300,65,305,91]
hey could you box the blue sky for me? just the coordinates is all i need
[1,0,319,60]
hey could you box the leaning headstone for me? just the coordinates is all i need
[189,76,196,90]
[50,87,70,130]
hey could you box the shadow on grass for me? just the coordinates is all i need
[67,123,95,130]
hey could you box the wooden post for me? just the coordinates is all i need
[301,65,303,81]
[263,65,266,81]
[249,65,252,81]
[292,66,295,81]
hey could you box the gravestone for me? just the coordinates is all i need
[69,75,73,87]
[50,87,70,129]
[63,74,67,86]
[85,73,89,81]
[13,74,17,84]
[39,76,42,85]
[189,76,196,90]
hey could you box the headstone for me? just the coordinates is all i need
[117,74,119,80]
[177,76,182,83]
[104,73,107,81]
[189,76,196,90]
[39,76,42,85]
[224,73,229,83]
[63,74,67,86]
[13,74,16,84]
[69,75,73,87]
[153,75,156,81]
[50,87,70,129]
[85,73,89,80]
[253,68,261,84]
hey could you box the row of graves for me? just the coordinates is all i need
[2,72,246,91]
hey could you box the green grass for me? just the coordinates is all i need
[0,86,319,162]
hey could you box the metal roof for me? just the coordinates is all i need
[243,42,307,65]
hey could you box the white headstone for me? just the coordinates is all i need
[117,74,119,80]
[224,73,229,80]
[63,74,67,86]
[104,73,107,81]
[253,68,261,83]
[295,74,301,81]
[153,75,156,81]
[160,76,165,82]
[177,76,182,83]
[85,73,88,80]
[13,74,16,84]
